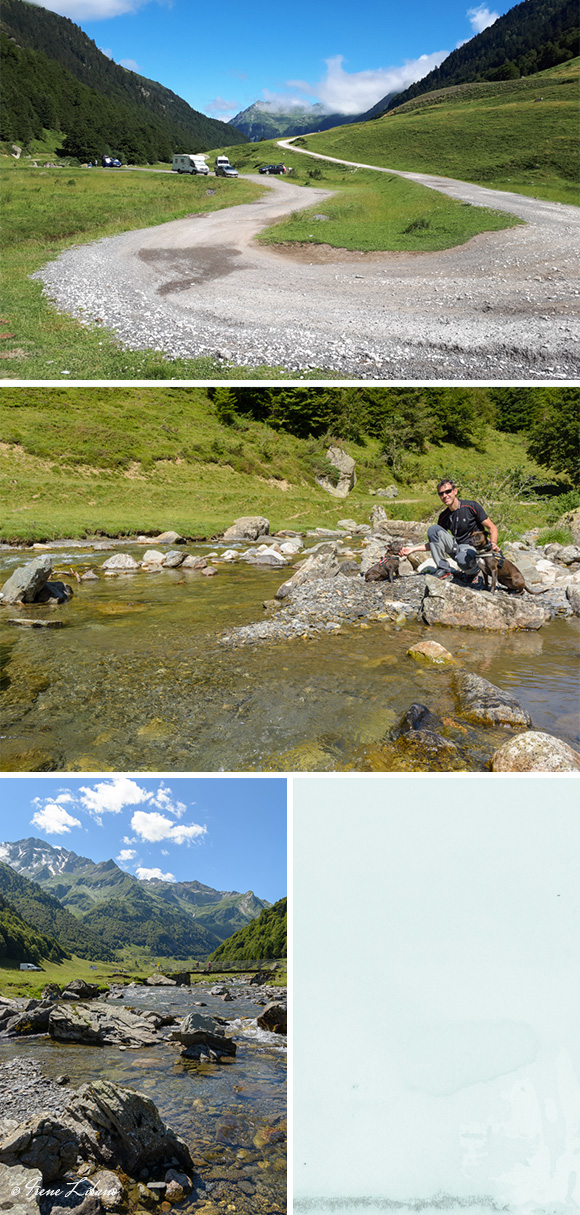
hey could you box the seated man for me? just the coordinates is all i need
[400,478,499,581]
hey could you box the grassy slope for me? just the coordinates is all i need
[203,138,519,253]
[0,388,561,543]
[289,60,579,207]
[0,162,330,381]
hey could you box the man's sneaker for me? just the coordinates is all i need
[459,571,482,587]
[434,569,453,580]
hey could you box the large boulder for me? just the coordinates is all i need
[48,1002,161,1047]
[67,1079,194,1177]
[453,671,532,728]
[172,1010,236,1059]
[275,543,340,600]
[222,516,269,541]
[406,640,455,666]
[256,1003,286,1034]
[145,973,176,986]
[490,731,580,771]
[61,980,100,1001]
[422,576,546,631]
[316,446,356,499]
[0,557,53,606]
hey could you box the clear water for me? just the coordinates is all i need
[0,982,286,1213]
[1,543,578,771]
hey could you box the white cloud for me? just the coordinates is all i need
[136,866,176,882]
[467,4,499,34]
[0,846,10,861]
[152,785,187,818]
[131,810,206,846]
[28,0,161,19]
[120,58,140,71]
[100,46,113,57]
[277,51,449,117]
[31,804,81,835]
[116,848,137,864]
[79,778,152,817]
[122,835,136,845]
[206,96,239,120]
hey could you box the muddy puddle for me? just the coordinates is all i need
[1,542,578,771]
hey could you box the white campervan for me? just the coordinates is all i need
[172,154,209,175]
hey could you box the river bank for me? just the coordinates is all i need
[1,520,579,772]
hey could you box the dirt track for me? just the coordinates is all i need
[34,167,580,379]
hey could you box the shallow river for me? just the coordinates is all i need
[0,981,286,1214]
[1,543,578,771]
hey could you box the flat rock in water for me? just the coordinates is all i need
[275,544,339,599]
[48,1001,160,1047]
[453,671,533,728]
[422,576,547,631]
[490,731,580,771]
[0,556,53,605]
[101,554,139,571]
[154,531,184,544]
[6,618,64,628]
[407,640,455,665]
[0,1161,43,1212]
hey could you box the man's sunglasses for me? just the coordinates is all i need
[438,488,455,498]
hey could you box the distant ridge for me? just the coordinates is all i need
[0,838,272,960]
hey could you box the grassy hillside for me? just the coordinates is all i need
[0,387,571,543]
[0,0,246,159]
[0,890,68,965]
[0,861,115,960]
[290,60,579,206]
[210,898,287,962]
[383,0,578,110]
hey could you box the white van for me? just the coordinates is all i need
[172,154,209,175]
[214,156,230,171]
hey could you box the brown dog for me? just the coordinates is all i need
[470,530,548,595]
[364,541,403,583]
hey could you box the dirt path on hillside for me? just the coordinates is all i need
[34,169,580,379]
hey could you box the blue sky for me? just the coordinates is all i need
[30,0,515,120]
[0,777,287,902]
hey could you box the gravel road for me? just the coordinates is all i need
[34,164,580,379]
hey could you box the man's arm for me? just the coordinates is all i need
[481,516,499,549]
[399,543,428,557]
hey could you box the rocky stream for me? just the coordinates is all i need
[0,975,287,1215]
[1,511,579,772]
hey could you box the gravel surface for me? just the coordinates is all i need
[0,1057,70,1126]
[34,168,580,380]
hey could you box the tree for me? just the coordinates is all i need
[526,389,580,485]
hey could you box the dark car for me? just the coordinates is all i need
[259,163,287,174]
[101,155,122,168]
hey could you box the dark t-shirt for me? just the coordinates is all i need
[438,498,488,545]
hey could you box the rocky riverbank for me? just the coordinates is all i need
[0,976,287,1214]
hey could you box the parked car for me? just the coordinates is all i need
[215,164,239,177]
[259,163,287,174]
[101,155,122,168]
